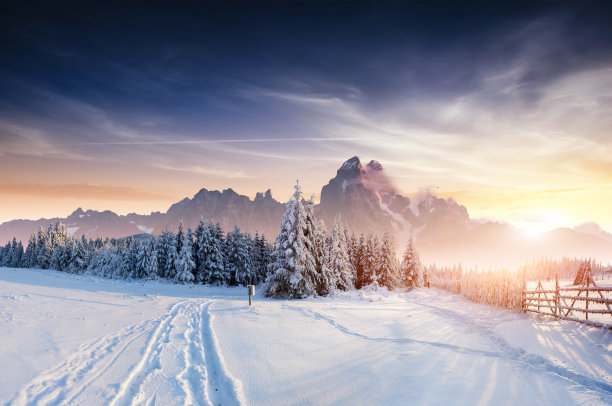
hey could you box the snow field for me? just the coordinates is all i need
[1,267,611,405]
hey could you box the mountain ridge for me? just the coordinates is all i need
[2,156,611,267]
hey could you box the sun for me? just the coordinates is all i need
[515,210,569,238]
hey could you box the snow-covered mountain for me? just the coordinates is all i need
[317,156,473,249]
[0,188,284,246]
[2,156,612,267]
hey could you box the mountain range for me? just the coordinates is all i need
[2,156,612,267]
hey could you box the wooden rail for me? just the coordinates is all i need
[522,277,612,329]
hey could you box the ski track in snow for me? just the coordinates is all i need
[10,298,245,406]
[9,318,155,406]
[109,298,244,406]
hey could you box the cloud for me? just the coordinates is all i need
[0,183,171,201]
[153,164,255,179]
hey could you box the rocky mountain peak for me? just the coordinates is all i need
[366,160,383,172]
[255,189,275,201]
[337,156,365,180]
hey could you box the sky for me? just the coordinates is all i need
[1,1,612,233]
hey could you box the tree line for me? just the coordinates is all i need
[0,182,426,297]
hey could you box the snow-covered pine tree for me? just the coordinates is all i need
[132,240,148,279]
[304,196,333,296]
[33,227,46,268]
[361,234,380,287]
[175,228,195,283]
[70,237,90,273]
[143,238,159,279]
[353,234,367,289]
[37,235,52,269]
[252,233,272,284]
[23,233,36,268]
[0,241,10,267]
[199,222,227,285]
[377,232,399,288]
[132,238,158,279]
[224,225,253,286]
[193,218,207,282]
[264,181,320,299]
[327,222,354,291]
[121,238,139,279]
[399,238,423,288]
[9,238,23,268]
[51,241,73,272]
[156,231,174,279]
[88,247,122,278]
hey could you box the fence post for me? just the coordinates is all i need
[521,269,526,312]
[586,287,589,321]
[555,273,559,318]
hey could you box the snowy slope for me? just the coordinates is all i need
[1,267,611,405]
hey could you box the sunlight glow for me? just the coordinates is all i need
[515,210,569,238]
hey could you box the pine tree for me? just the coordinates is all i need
[252,233,273,284]
[23,233,36,268]
[143,239,159,279]
[37,236,52,269]
[33,227,47,268]
[0,241,10,267]
[156,231,174,279]
[201,222,228,285]
[354,234,366,289]
[327,223,354,291]
[121,238,139,278]
[377,232,398,288]
[361,234,380,287]
[225,225,252,286]
[193,219,207,282]
[175,228,195,283]
[8,238,23,268]
[399,239,423,288]
[51,242,73,272]
[264,181,320,299]
[70,238,89,273]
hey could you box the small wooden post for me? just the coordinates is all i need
[555,273,559,317]
[586,283,589,321]
[248,284,255,306]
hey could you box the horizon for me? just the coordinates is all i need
[2,2,612,234]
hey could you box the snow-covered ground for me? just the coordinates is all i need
[1,267,611,405]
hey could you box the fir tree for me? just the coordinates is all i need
[354,234,367,289]
[37,236,52,269]
[121,238,139,278]
[201,222,227,285]
[377,232,398,288]
[143,239,159,279]
[252,233,273,284]
[225,225,252,286]
[175,228,195,283]
[327,223,354,291]
[70,238,90,273]
[361,234,380,287]
[400,239,423,288]
[23,233,36,268]
[9,238,23,268]
[193,219,207,282]
[51,242,73,272]
[264,181,320,299]
[156,231,174,279]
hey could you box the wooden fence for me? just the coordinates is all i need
[522,279,612,329]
